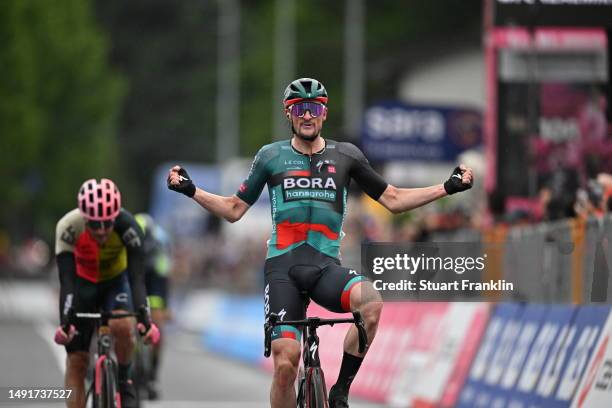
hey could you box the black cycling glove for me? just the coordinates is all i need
[167,167,196,197]
[444,166,472,195]
[137,305,152,333]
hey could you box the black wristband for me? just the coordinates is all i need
[444,166,472,195]
[183,183,196,198]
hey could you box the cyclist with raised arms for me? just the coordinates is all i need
[167,78,473,408]
[54,179,160,408]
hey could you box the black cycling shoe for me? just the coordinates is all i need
[328,384,349,408]
[119,379,138,408]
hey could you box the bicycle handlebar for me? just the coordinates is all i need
[264,311,369,358]
[75,312,138,319]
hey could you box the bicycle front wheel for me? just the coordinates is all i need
[296,366,305,408]
[95,358,120,408]
[305,367,328,408]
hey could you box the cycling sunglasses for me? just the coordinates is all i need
[289,102,326,118]
[87,219,115,230]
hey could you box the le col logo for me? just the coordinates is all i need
[283,177,337,190]
[284,159,304,166]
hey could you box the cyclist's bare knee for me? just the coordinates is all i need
[349,282,383,337]
[271,339,300,389]
[360,299,383,328]
[109,313,135,341]
[349,282,383,311]
[66,351,89,376]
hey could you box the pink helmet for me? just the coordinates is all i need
[77,178,121,221]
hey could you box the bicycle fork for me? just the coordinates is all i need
[299,324,329,408]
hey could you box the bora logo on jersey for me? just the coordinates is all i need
[282,176,337,202]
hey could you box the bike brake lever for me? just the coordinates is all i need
[352,311,369,354]
[264,313,279,358]
[264,329,272,358]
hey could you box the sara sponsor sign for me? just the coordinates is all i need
[361,102,481,162]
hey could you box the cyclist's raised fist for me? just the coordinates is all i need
[444,164,473,195]
[167,166,196,197]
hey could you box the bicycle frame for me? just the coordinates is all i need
[264,312,368,407]
[301,318,322,368]
[76,311,137,408]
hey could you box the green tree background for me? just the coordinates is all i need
[0,0,125,242]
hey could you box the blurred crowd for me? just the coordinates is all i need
[0,233,51,279]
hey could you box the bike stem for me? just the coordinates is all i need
[303,321,322,368]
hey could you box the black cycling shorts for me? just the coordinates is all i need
[264,244,366,342]
[66,272,133,353]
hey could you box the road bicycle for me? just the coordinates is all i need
[264,311,368,408]
[74,311,139,408]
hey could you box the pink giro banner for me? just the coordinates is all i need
[308,302,451,403]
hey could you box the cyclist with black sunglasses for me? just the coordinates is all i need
[167,78,473,408]
[53,178,160,408]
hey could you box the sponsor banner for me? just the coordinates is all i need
[410,303,491,408]
[496,305,550,406]
[381,303,451,405]
[303,302,451,403]
[506,305,577,408]
[456,303,523,408]
[571,310,612,408]
[361,101,481,162]
[263,301,490,406]
[537,305,610,408]
[476,303,527,408]
[201,295,264,364]
[439,303,492,408]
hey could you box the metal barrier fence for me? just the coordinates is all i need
[430,215,612,303]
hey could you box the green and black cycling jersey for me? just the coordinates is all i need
[236,139,388,259]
